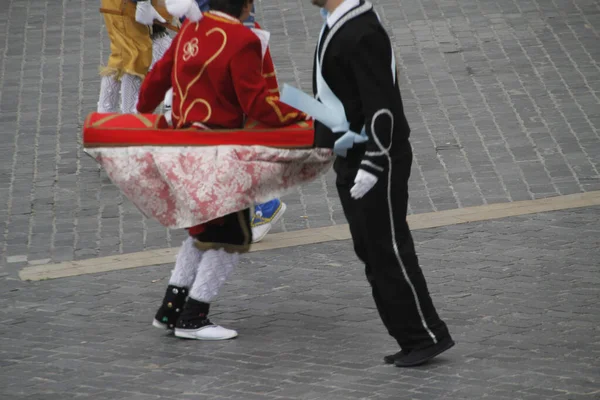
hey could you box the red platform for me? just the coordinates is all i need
[83,113,315,149]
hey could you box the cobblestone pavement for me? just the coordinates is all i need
[0,207,598,399]
[1,0,599,268]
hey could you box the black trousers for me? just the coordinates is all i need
[335,146,450,350]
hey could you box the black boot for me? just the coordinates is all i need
[152,285,188,330]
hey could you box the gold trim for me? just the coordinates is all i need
[183,98,212,123]
[266,96,299,123]
[153,117,164,129]
[191,211,252,254]
[182,37,199,62]
[193,240,251,254]
[250,203,282,227]
[184,28,227,99]
[176,27,227,128]
[91,114,154,128]
[85,125,313,133]
[173,22,190,122]
[84,143,314,149]
[134,114,154,128]
[263,72,276,78]
[268,88,279,93]
[91,114,122,127]
[244,120,259,129]
[237,211,252,247]
[84,113,93,128]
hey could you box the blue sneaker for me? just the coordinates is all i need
[251,199,287,243]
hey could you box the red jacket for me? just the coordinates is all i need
[137,12,303,129]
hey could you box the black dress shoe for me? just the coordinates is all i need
[383,350,409,364]
[394,336,455,367]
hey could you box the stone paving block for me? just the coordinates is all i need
[2,0,600,266]
[1,207,599,398]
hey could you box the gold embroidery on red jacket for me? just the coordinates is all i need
[266,96,299,123]
[182,38,199,61]
[173,27,228,128]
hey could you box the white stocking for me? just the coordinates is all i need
[151,35,174,121]
[169,237,203,288]
[120,73,142,114]
[189,249,239,303]
[97,75,121,113]
[150,34,173,70]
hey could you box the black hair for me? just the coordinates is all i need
[209,0,252,19]
[151,24,168,40]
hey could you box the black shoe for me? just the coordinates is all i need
[394,336,455,367]
[383,350,409,364]
[153,285,188,330]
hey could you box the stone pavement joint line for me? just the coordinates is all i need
[3,206,599,400]
[18,190,600,281]
[2,0,600,269]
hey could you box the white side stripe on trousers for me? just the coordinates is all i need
[370,109,438,344]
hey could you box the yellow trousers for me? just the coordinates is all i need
[100,0,154,79]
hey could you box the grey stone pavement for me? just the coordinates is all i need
[1,207,599,399]
[1,0,600,398]
[1,0,600,269]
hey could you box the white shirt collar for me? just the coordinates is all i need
[322,0,361,28]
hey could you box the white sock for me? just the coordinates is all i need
[150,35,173,70]
[97,75,121,113]
[151,36,174,119]
[169,237,204,288]
[120,73,142,114]
[189,249,239,303]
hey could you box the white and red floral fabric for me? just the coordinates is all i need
[86,145,333,228]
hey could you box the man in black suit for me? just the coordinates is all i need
[309,0,455,367]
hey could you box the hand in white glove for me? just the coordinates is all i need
[166,0,192,18]
[185,0,202,22]
[350,169,378,199]
[165,0,201,22]
[136,1,167,25]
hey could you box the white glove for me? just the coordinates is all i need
[185,1,202,22]
[350,169,378,199]
[165,0,192,18]
[164,88,173,126]
[135,1,167,25]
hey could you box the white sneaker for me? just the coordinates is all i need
[152,319,170,330]
[251,223,271,244]
[175,324,238,340]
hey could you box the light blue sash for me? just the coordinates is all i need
[281,4,398,157]
[281,21,367,157]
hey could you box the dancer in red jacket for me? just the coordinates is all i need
[138,0,305,340]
